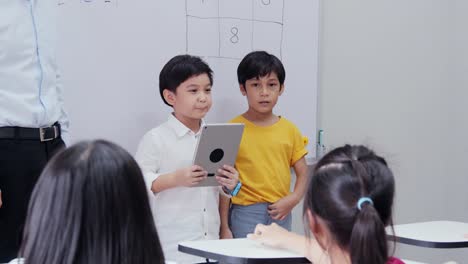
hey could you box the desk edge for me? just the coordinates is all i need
[387,235,468,249]
[178,244,310,264]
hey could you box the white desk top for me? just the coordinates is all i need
[179,238,310,263]
[387,221,468,248]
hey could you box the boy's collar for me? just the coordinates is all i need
[168,113,205,138]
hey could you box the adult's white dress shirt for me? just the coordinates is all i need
[135,114,221,264]
[0,0,69,143]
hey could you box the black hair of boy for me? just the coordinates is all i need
[237,51,286,86]
[20,140,165,264]
[159,54,213,106]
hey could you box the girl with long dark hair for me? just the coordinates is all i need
[11,140,165,264]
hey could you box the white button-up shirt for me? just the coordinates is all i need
[0,0,69,143]
[135,114,220,264]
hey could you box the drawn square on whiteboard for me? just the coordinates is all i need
[253,0,284,23]
[253,21,282,59]
[219,0,252,20]
[58,0,73,6]
[79,0,118,7]
[186,0,218,17]
[102,0,118,7]
[187,17,219,57]
[219,18,252,59]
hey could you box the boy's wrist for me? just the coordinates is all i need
[171,170,184,187]
[167,171,181,188]
[230,181,242,196]
[289,192,301,205]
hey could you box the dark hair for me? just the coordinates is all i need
[304,145,395,264]
[159,54,213,106]
[237,51,285,86]
[20,140,165,264]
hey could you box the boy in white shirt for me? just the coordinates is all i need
[135,55,240,264]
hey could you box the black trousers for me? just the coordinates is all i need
[0,137,65,262]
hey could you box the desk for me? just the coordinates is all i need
[388,221,468,248]
[178,238,310,264]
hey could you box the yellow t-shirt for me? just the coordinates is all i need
[230,115,308,205]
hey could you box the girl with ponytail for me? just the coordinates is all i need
[248,145,404,264]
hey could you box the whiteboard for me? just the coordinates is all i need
[57,0,319,156]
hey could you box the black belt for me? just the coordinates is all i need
[0,123,61,142]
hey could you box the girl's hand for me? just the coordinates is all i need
[247,223,290,248]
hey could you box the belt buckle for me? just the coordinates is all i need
[39,125,58,142]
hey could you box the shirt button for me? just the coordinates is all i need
[205,232,207,236]
[203,208,206,212]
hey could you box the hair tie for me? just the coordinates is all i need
[357,197,373,210]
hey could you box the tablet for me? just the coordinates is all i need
[192,123,244,187]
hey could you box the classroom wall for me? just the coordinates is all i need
[449,0,468,223]
[316,0,468,263]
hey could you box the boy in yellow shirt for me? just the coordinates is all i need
[220,51,309,239]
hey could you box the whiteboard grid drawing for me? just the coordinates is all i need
[186,0,284,60]
[58,0,118,7]
[56,0,319,159]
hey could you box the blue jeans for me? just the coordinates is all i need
[229,203,292,238]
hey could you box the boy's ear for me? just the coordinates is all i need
[163,89,176,106]
[279,84,285,95]
[239,84,247,96]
